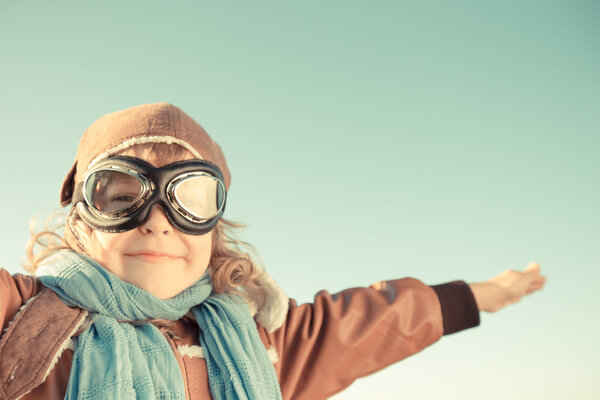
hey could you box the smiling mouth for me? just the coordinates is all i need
[125,252,181,263]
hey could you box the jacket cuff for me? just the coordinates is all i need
[430,280,480,335]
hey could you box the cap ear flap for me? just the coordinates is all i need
[60,161,78,206]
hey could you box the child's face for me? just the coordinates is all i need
[90,206,213,299]
[85,150,214,299]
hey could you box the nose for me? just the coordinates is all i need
[139,206,174,235]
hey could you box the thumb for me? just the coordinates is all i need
[524,262,547,293]
[525,262,541,274]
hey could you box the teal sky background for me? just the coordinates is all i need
[1,1,598,398]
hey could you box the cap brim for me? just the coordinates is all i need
[60,161,77,206]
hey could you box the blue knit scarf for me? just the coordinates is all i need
[37,251,283,400]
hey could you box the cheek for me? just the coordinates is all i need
[187,233,213,270]
[91,230,124,262]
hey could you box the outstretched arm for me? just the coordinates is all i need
[469,262,547,312]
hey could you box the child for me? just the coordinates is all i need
[0,103,546,400]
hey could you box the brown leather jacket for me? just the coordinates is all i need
[0,269,479,400]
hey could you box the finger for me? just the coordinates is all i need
[525,262,541,274]
[505,296,522,305]
[526,279,547,294]
[531,279,547,290]
[531,277,546,286]
[526,284,544,294]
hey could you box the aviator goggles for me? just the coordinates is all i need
[71,155,227,235]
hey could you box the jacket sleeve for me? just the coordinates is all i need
[430,280,480,335]
[0,269,41,333]
[261,278,479,400]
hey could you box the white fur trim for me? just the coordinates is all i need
[178,344,205,359]
[266,346,279,364]
[247,298,258,316]
[251,267,289,333]
[65,338,76,352]
[176,344,279,365]
[88,135,203,169]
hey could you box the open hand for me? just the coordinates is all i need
[469,262,547,312]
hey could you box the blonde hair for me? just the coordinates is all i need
[26,142,265,303]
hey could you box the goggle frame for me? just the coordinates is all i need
[72,155,227,235]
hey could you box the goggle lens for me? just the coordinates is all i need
[170,174,225,220]
[85,170,145,214]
